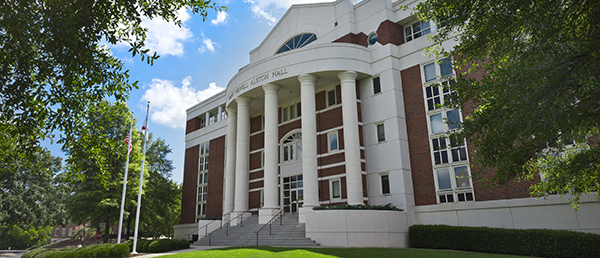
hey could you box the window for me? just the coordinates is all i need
[422,58,474,204]
[405,21,431,42]
[281,102,301,122]
[331,179,341,199]
[328,131,339,152]
[373,76,381,94]
[327,89,337,107]
[376,123,386,142]
[61,228,66,237]
[55,228,59,237]
[200,116,206,128]
[368,32,378,45]
[277,33,317,54]
[282,132,302,162]
[68,228,73,236]
[197,142,209,218]
[381,174,390,195]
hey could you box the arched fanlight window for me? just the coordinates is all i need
[276,33,317,54]
[282,132,302,162]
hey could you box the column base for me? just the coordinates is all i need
[258,208,280,224]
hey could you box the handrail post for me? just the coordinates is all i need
[209,233,212,246]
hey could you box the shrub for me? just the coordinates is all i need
[110,243,130,258]
[148,239,172,253]
[22,248,49,258]
[169,239,180,250]
[177,239,190,249]
[313,203,402,211]
[136,239,151,253]
[122,240,133,252]
[409,224,600,258]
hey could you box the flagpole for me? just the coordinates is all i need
[132,102,149,254]
[117,111,134,244]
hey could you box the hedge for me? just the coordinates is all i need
[124,238,190,253]
[409,224,600,258]
[313,203,402,211]
[22,243,129,258]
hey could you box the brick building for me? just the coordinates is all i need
[174,0,599,246]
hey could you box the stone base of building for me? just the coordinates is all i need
[258,208,281,224]
[305,210,409,248]
[173,223,198,240]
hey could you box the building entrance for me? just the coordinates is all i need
[283,175,303,212]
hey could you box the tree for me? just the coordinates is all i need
[0,0,224,177]
[414,0,600,206]
[63,101,180,241]
[0,147,67,227]
[139,137,181,238]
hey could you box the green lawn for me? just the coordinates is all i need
[160,247,533,258]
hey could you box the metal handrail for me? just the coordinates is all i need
[254,204,292,246]
[184,217,222,241]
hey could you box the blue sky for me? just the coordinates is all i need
[42,0,335,184]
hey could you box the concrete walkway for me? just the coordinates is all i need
[0,250,27,258]
[133,246,227,257]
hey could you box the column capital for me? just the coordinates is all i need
[262,83,281,93]
[226,106,236,115]
[298,73,317,84]
[337,70,358,83]
[236,96,252,105]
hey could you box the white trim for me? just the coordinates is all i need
[330,178,341,200]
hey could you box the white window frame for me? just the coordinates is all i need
[326,89,337,107]
[404,20,433,42]
[380,173,391,195]
[421,58,475,204]
[68,228,73,236]
[197,141,209,219]
[376,122,386,143]
[330,178,341,200]
[327,130,339,152]
[282,132,302,163]
[373,76,381,95]
[55,228,59,236]
[281,102,301,123]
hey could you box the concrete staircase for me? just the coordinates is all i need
[193,213,320,247]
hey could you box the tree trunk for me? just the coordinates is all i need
[103,219,110,244]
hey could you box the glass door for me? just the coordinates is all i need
[283,175,303,212]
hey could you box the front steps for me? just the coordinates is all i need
[193,213,319,247]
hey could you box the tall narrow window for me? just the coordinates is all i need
[327,89,337,107]
[328,131,339,152]
[381,174,390,195]
[373,76,381,94]
[197,142,209,218]
[377,123,386,142]
[282,132,302,163]
[331,179,341,199]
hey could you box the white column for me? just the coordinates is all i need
[223,106,237,218]
[205,112,210,126]
[233,96,252,223]
[298,74,319,222]
[259,83,281,224]
[339,71,363,205]
[217,105,223,122]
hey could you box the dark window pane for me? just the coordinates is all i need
[439,195,447,203]
[458,193,465,202]
[434,97,440,109]
[452,149,459,162]
[377,124,385,142]
[373,77,381,93]
[297,103,301,117]
[447,109,461,130]
[447,194,454,202]
[328,90,336,106]
[432,138,439,150]
[440,58,453,76]
[381,175,390,194]
[434,152,441,165]
[427,99,434,111]
[426,87,433,98]
[459,148,467,161]
[441,150,448,164]
[466,192,474,201]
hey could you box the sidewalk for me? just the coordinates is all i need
[133,246,227,258]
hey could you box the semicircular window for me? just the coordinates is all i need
[276,33,317,54]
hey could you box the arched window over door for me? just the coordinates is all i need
[282,132,302,162]
[276,33,317,54]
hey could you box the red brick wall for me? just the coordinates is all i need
[250,132,264,152]
[317,107,343,132]
[180,145,199,223]
[249,191,261,210]
[454,62,536,201]
[250,115,262,134]
[206,136,225,218]
[376,20,404,46]
[186,117,202,134]
[401,65,438,206]
[332,32,368,47]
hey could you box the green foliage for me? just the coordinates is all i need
[313,203,402,211]
[0,0,225,179]
[148,239,172,253]
[136,239,151,253]
[69,227,94,240]
[0,148,67,227]
[0,225,51,250]
[177,239,191,249]
[409,224,600,258]
[414,0,600,205]
[22,243,128,258]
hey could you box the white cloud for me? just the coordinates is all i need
[142,8,193,57]
[141,77,225,128]
[198,33,219,53]
[244,0,333,25]
[211,11,229,26]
